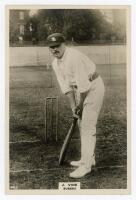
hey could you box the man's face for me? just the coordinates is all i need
[49,43,65,59]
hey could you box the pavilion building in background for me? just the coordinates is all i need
[9,10,30,43]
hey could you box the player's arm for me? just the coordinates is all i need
[65,90,79,118]
[65,90,76,110]
[74,91,88,118]
[77,91,88,110]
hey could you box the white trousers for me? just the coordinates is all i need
[75,76,105,169]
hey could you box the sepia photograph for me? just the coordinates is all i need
[6,5,130,195]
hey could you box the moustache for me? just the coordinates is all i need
[53,51,59,54]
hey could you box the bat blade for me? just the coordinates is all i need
[59,118,77,165]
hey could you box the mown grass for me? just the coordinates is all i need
[9,64,127,190]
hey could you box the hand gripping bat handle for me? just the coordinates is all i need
[59,117,78,165]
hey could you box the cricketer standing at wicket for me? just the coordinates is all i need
[46,33,105,178]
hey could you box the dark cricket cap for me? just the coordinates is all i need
[46,33,65,47]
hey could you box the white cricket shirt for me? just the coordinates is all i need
[52,47,96,94]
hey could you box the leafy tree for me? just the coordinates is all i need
[36,10,64,40]
[63,9,112,41]
[9,9,126,44]
[36,9,113,43]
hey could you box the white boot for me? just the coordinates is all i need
[69,165,91,178]
[70,157,96,167]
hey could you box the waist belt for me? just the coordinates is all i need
[72,72,99,89]
[89,72,99,81]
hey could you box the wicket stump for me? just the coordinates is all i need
[44,97,59,142]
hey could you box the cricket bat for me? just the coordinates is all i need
[59,117,78,165]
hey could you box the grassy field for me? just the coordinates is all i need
[9,63,127,190]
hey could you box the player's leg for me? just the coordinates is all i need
[70,77,105,178]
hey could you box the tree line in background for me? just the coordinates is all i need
[10,9,126,45]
